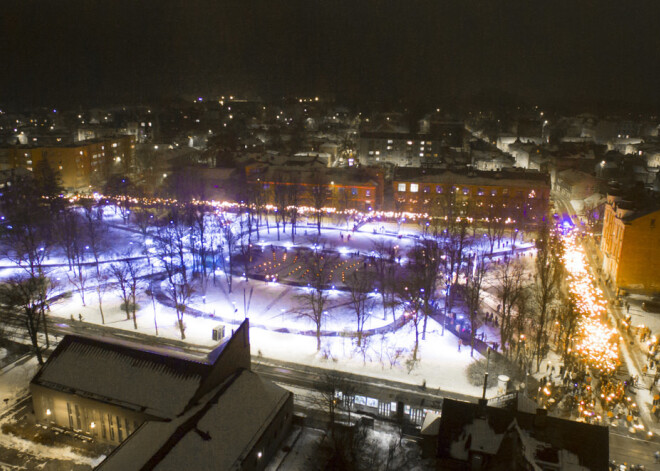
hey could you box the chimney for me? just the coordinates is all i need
[534,408,547,428]
[476,398,488,418]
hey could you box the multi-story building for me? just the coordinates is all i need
[601,190,660,294]
[246,158,384,211]
[0,135,134,190]
[358,124,466,167]
[392,167,550,225]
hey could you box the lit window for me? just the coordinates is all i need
[387,139,393,144]
[477,188,484,196]
[463,188,469,195]
[398,183,406,192]
[407,141,413,145]
[410,183,419,193]
[436,185,443,193]
[366,190,371,197]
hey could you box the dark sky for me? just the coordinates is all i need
[2,0,660,109]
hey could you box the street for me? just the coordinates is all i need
[610,432,659,469]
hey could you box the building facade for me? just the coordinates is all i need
[246,161,384,211]
[0,135,135,190]
[392,168,550,226]
[31,320,293,470]
[601,193,660,294]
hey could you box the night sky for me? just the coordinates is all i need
[2,0,660,109]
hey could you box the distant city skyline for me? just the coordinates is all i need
[2,0,660,110]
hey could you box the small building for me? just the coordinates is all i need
[437,399,609,470]
[30,320,293,470]
[555,169,603,201]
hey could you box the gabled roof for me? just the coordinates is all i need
[32,335,212,417]
[97,369,291,471]
[31,322,246,418]
[438,399,608,471]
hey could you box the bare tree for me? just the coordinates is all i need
[238,215,253,282]
[287,175,301,243]
[556,297,579,364]
[532,221,563,371]
[155,214,193,339]
[0,172,52,277]
[371,240,399,321]
[493,254,526,358]
[463,248,489,357]
[110,256,143,329]
[295,244,337,351]
[310,174,329,234]
[441,215,472,334]
[82,201,110,324]
[408,232,444,340]
[313,371,356,439]
[345,269,375,347]
[59,209,89,306]
[482,201,506,253]
[220,220,239,293]
[273,174,289,239]
[336,187,353,229]
[0,275,52,365]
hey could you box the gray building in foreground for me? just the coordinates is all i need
[30,320,293,470]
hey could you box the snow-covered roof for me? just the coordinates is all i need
[438,399,609,471]
[33,335,212,417]
[97,369,291,471]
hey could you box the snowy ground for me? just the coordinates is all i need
[0,357,102,469]
[2,209,539,402]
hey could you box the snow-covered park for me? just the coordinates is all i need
[0,205,538,400]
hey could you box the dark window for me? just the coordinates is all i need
[651,219,656,228]
[101,414,107,439]
[436,185,443,194]
[74,405,82,430]
[67,403,74,429]
[117,416,123,441]
[351,188,358,196]
[108,414,115,441]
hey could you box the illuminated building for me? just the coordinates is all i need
[32,321,293,469]
[392,167,550,226]
[0,135,135,190]
[601,190,660,294]
[358,122,466,167]
[246,160,384,211]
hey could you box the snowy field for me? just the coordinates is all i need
[0,208,538,400]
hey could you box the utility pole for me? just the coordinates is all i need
[482,347,491,400]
